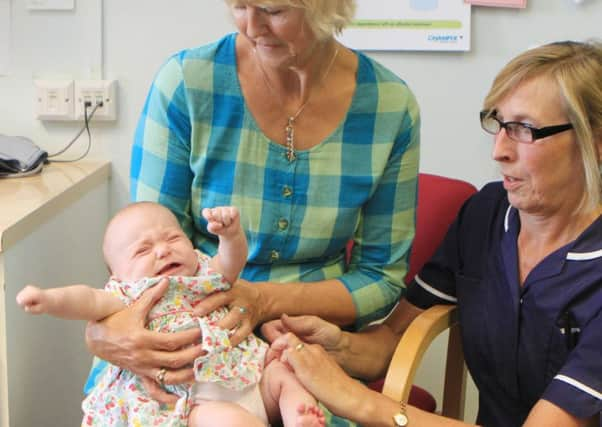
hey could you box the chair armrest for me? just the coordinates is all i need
[382,304,466,418]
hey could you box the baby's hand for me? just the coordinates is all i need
[202,206,241,237]
[16,285,49,314]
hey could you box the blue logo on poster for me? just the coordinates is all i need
[428,34,461,43]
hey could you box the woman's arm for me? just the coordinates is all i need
[16,284,125,320]
[198,278,356,347]
[355,387,476,427]
[262,299,424,380]
[523,400,597,427]
[341,298,424,379]
[325,298,423,380]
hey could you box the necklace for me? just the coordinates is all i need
[257,45,340,162]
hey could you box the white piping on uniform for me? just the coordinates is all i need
[566,249,602,261]
[554,375,602,400]
[504,205,512,232]
[415,275,458,303]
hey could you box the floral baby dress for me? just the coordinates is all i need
[81,251,268,426]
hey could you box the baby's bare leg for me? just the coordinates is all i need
[260,360,325,427]
[188,401,266,427]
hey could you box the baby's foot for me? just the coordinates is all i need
[295,403,325,427]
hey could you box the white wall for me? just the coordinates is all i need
[1,0,601,423]
[2,0,601,210]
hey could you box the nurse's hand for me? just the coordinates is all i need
[269,332,366,419]
[85,278,204,402]
[263,314,347,368]
[261,314,343,350]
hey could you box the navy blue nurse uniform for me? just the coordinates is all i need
[406,182,602,427]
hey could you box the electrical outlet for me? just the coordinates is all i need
[34,79,74,121]
[74,80,117,121]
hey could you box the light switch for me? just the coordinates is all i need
[27,0,74,10]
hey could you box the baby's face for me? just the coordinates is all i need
[106,206,198,281]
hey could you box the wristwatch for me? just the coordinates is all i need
[393,401,409,426]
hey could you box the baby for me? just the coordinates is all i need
[17,201,324,427]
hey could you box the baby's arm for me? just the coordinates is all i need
[16,284,125,320]
[202,206,248,284]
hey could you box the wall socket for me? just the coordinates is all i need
[34,79,117,121]
[74,80,117,121]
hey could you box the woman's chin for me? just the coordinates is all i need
[507,192,527,212]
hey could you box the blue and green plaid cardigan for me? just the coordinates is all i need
[131,33,419,325]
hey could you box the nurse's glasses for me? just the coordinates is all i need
[480,110,573,144]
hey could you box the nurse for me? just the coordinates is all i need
[262,40,602,427]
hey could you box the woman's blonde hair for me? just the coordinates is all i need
[483,40,602,210]
[225,0,356,40]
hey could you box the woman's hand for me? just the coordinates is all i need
[269,332,367,420]
[262,314,346,366]
[193,278,263,347]
[85,278,204,403]
[261,313,343,350]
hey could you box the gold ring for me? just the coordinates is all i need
[155,367,166,386]
[238,306,247,315]
[295,343,304,351]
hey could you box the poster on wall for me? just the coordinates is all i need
[0,0,9,75]
[337,0,471,51]
[465,0,526,8]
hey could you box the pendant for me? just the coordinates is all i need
[285,117,296,162]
